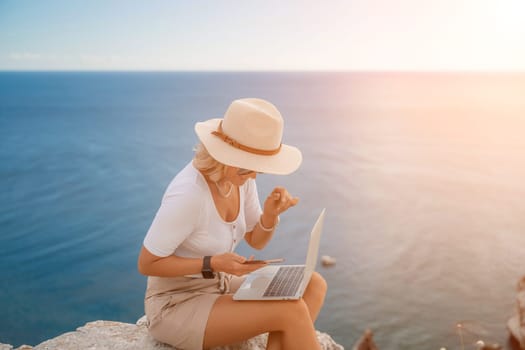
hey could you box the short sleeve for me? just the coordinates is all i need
[143,185,204,257]
[244,179,263,232]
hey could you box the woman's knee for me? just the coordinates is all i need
[272,299,311,326]
[308,272,328,299]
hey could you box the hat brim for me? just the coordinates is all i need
[195,118,302,175]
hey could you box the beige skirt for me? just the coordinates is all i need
[144,273,245,350]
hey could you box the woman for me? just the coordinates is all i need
[138,98,327,350]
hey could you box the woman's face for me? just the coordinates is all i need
[223,166,257,186]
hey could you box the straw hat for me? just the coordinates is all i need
[195,98,302,175]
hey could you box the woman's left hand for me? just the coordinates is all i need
[263,186,299,218]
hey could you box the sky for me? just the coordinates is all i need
[1,0,524,71]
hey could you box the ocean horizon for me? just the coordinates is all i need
[1,71,525,349]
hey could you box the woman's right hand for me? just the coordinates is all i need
[211,253,267,276]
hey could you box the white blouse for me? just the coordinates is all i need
[143,162,262,258]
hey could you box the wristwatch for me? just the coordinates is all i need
[201,256,215,279]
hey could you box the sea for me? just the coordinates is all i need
[1,71,525,349]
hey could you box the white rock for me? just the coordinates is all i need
[321,255,337,267]
[13,316,344,350]
[0,344,32,350]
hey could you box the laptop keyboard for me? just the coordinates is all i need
[263,266,305,297]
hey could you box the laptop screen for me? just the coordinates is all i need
[304,208,325,273]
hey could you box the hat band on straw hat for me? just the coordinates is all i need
[211,121,282,156]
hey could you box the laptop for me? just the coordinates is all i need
[233,208,326,301]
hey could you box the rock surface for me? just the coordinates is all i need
[507,275,525,349]
[1,316,344,350]
[351,329,378,350]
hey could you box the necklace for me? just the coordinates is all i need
[214,181,233,198]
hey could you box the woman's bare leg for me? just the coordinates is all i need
[303,272,328,320]
[266,272,328,350]
[214,272,327,350]
[203,295,321,350]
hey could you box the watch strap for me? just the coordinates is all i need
[201,256,215,279]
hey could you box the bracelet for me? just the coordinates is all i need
[258,215,280,232]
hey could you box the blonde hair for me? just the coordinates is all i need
[192,143,228,183]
